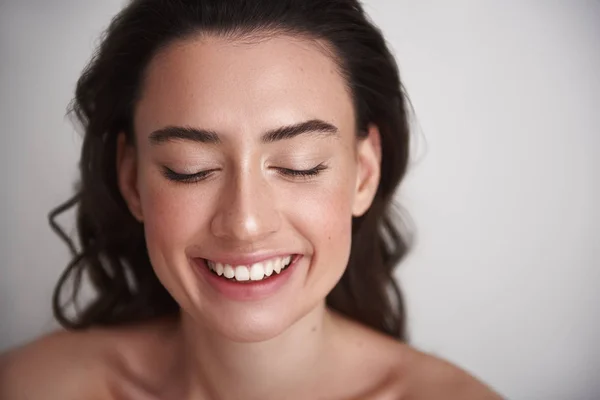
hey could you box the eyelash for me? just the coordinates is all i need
[162,164,327,184]
[276,164,327,179]
[162,168,215,183]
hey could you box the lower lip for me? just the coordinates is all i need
[192,256,300,301]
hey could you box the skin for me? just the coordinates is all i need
[0,34,503,399]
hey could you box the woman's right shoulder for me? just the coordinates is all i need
[0,329,121,400]
[0,318,179,399]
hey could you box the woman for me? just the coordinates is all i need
[0,0,502,398]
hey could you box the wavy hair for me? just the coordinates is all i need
[50,0,412,340]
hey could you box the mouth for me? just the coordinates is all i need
[203,255,297,283]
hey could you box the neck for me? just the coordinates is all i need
[178,302,335,400]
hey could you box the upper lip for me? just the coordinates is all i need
[196,253,297,266]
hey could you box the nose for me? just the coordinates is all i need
[210,166,281,243]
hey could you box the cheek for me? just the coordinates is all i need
[137,172,211,257]
[285,172,356,270]
[295,186,352,242]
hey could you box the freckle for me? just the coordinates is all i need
[312,326,317,332]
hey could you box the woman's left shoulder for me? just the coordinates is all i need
[384,341,504,399]
[333,316,503,399]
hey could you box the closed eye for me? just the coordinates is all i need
[275,163,328,179]
[162,167,218,183]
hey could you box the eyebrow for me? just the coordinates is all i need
[148,119,339,145]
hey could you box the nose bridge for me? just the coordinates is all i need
[211,163,279,242]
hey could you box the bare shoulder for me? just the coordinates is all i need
[393,345,504,400]
[0,329,116,399]
[0,320,176,400]
[330,314,503,399]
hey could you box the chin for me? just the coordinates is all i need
[197,303,302,343]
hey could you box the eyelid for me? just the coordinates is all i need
[274,163,328,179]
[162,166,218,183]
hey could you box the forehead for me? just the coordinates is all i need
[133,34,355,141]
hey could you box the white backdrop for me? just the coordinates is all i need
[1,1,599,399]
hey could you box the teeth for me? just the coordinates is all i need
[264,260,274,277]
[250,263,265,281]
[235,266,250,281]
[273,258,282,274]
[206,256,293,282]
[223,264,234,279]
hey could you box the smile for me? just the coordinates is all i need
[205,255,294,282]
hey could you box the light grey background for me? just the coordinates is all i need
[1,1,599,399]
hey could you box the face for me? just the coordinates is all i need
[118,33,381,342]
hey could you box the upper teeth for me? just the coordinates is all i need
[207,255,293,282]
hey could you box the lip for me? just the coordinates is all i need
[191,255,302,301]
